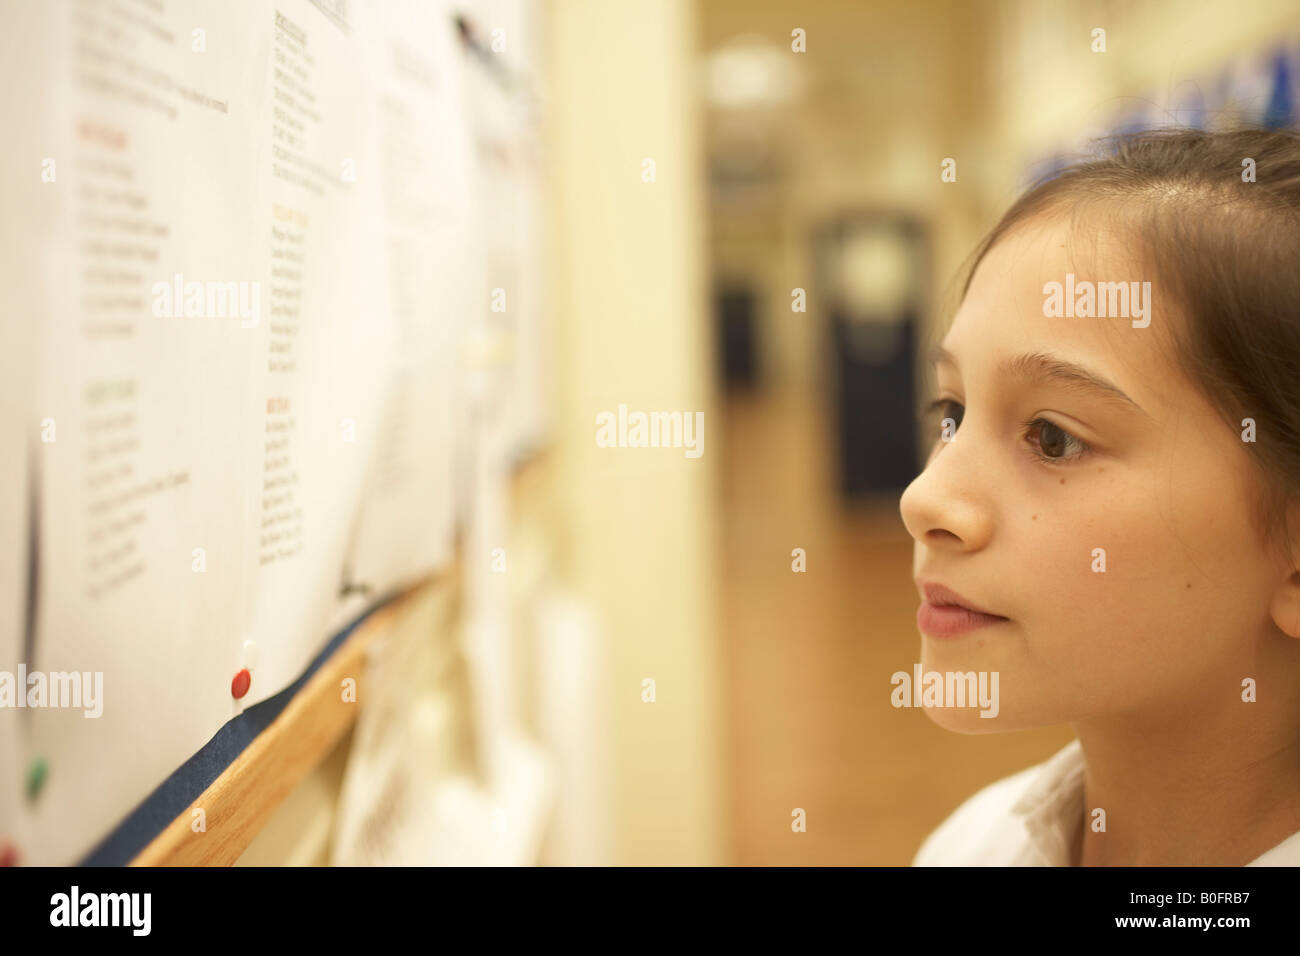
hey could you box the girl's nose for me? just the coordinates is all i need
[898,430,995,554]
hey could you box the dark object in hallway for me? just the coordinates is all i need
[717,286,759,388]
[831,313,918,496]
[814,211,926,498]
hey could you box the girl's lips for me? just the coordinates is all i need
[914,579,1010,638]
[916,601,1010,638]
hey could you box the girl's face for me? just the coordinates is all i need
[899,215,1286,733]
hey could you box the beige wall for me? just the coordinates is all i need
[543,0,723,865]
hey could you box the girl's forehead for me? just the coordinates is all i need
[945,218,1177,404]
[969,215,1134,295]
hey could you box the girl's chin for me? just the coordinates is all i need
[921,706,1011,735]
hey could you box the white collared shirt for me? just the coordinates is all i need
[912,738,1300,866]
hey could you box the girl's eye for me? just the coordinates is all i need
[1023,417,1089,463]
[921,400,1091,465]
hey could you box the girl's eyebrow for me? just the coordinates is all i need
[928,345,1151,419]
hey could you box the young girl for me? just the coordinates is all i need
[900,128,1300,866]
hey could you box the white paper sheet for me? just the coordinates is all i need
[237,0,395,705]
[460,0,549,460]
[23,0,270,865]
[0,0,47,864]
[330,583,552,866]
[335,0,468,608]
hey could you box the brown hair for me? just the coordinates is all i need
[959,127,1300,564]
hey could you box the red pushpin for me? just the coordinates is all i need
[0,843,17,867]
[231,668,251,699]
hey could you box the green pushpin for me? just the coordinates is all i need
[26,756,47,800]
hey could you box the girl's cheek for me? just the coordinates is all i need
[1014,478,1147,608]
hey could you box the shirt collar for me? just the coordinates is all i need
[1010,739,1087,865]
[1005,739,1300,865]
